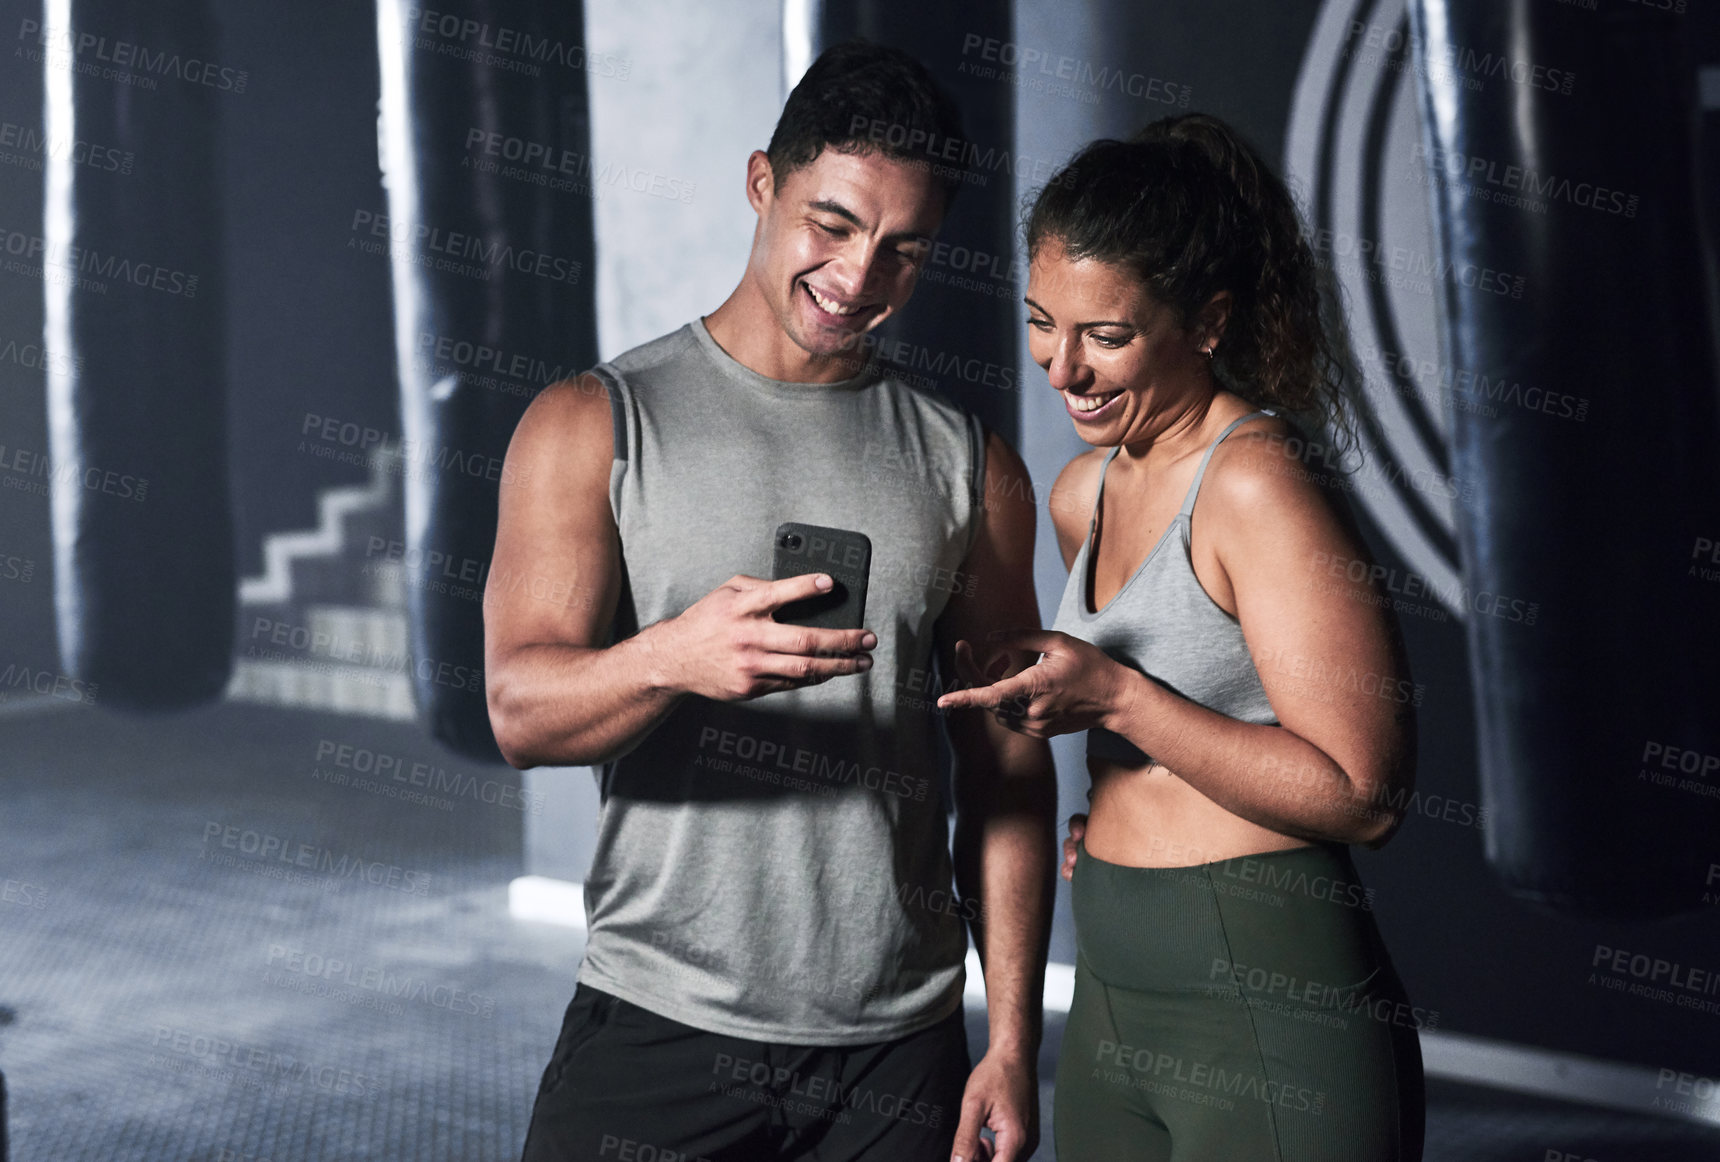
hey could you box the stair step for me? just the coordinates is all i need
[225,656,414,720]
[304,605,410,662]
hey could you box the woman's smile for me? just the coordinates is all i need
[1063,389,1125,421]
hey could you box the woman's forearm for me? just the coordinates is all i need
[1101,667,1400,844]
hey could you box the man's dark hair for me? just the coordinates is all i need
[766,40,968,210]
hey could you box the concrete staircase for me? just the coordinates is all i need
[226,449,415,720]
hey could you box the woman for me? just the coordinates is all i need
[938,114,1425,1160]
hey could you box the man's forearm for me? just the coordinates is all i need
[955,768,1058,1056]
[489,620,685,768]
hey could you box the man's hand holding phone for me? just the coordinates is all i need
[651,573,876,701]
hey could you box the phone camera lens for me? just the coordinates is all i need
[783,534,803,550]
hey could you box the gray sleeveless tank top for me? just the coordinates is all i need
[578,319,986,1045]
[1050,410,1280,767]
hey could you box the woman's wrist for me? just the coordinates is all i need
[1099,660,1148,737]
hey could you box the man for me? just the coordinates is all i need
[485,41,1054,1162]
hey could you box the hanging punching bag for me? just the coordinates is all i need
[42,0,233,711]
[1408,0,1720,917]
[376,1,599,760]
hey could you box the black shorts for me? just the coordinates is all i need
[520,984,972,1162]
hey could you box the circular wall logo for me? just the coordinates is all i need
[1286,0,1465,618]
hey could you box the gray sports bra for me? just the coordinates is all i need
[1049,410,1280,767]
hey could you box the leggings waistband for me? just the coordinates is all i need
[1071,840,1394,998]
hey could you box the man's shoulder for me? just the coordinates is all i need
[602,323,701,381]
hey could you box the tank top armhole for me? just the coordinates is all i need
[964,413,988,561]
[1086,447,1121,544]
[1092,447,1120,520]
[588,363,630,525]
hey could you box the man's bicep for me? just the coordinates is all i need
[938,431,1046,789]
[484,377,622,663]
[942,430,1041,647]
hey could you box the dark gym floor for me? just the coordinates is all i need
[3,698,1720,1160]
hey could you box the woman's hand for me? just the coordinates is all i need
[937,629,1129,739]
[1061,814,1088,882]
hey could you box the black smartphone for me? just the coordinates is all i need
[771,522,871,630]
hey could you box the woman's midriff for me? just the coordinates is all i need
[1083,755,1314,868]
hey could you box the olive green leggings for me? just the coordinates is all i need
[1055,842,1425,1161]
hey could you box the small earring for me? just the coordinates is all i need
[1200,345,1214,359]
